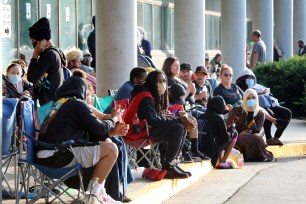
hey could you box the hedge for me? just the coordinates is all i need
[253,55,306,117]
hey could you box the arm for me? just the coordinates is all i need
[27,50,56,83]
[249,110,265,133]
[216,115,231,144]
[138,97,182,127]
[251,53,259,68]
[226,107,239,127]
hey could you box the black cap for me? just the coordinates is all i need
[29,17,51,41]
[180,63,192,70]
[169,83,186,105]
[195,66,208,75]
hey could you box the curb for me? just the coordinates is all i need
[267,143,306,158]
[129,161,212,204]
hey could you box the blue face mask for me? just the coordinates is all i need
[9,74,21,84]
[247,99,257,107]
[246,78,255,88]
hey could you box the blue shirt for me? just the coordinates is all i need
[104,81,134,114]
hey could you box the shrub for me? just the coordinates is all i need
[253,55,306,117]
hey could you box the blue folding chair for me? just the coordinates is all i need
[2,98,19,199]
[17,100,85,203]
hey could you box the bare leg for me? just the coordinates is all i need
[219,139,236,163]
[188,117,198,139]
[91,141,118,183]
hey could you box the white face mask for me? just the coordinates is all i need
[157,82,167,96]
[9,74,21,84]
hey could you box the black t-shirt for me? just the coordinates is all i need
[213,83,243,105]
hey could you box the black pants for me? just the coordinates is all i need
[263,106,292,140]
[150,123,186,168]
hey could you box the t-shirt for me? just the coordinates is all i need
[250,40,266,67]
[213,83,243,106]
[194,80,213,107]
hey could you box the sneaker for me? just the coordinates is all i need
[164,165,189,179]
[131,167,145,180]
[173,165,192,177]
[264,157,277,162]
[100,188,122,204]
[191,151,211,161]
[274,137,284,145]
[182,152,194,163]
[72,193,105,204]
[275,118,289,129]
[267,138,282,146]
[216,163,232,169]
[143,168,167,181]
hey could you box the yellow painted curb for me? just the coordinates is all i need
[129,161,212,204]
[267,143,306,158]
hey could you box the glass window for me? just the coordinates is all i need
[40,0,59,46]
[92,0,96,15]
[205,15,212,50]
[59,0,76,50]
[77,0,92,50]
[212,16,219,50]
[137,2,143,27]
[143,3,152,44]
[2,0,18,72]
[171,8,174,50]
[153,5,162,50]
[247,21,252,46]
[162,6,171,50]
[19,0,38,64]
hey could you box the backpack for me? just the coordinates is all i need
[46,47,71,80]
[197,114,208,151]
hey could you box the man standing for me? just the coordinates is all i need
[28,17,65,106]
[87,16,96,69]
[250,30,266,68]
[298,40,306,56]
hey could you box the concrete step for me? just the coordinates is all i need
[127,142,306,204]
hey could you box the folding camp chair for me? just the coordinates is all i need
[108,89,118,96]
[17,100,85,204]
[2,98,19,199]
[123,121,161,170]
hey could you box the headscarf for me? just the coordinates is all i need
[242,88,260,117]
[29,17,51,41]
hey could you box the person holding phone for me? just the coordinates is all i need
[226,89,275,162]
[28,17,65,106]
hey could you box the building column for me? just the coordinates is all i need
[252,0,273,62]
[221,0,246,80]
[96,0,137,97]
[293,0,306,54]
[174,0,205,68]
[274,0,293,59]
[0,0,2,199]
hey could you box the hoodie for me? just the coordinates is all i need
[236,68,257,92]
[199,96,232,167]
[38,76,115,147]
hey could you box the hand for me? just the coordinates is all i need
[33,40,47,58]
[179,111,196,131]
[188,83,196,95]
[22,90,31,96]
[240,129,252,135]
[110,106,124,122]
[109,122,130,136]
[226,104,233,111]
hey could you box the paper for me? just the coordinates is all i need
[1,4,11,38]
[65,7,70,22]
[26,3,31,19]
[46,4,51,19]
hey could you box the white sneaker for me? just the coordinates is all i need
[99,188,122,204]
[73,193,105,204]
[131,167,145,180]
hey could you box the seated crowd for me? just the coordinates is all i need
[2,17,292,204]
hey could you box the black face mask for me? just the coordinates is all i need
[32,41,37,49]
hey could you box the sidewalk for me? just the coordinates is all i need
[2,119,305,204]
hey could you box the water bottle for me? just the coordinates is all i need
[132,113,141,134]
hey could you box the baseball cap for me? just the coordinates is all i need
[180,63,192,71]
[83,49,91,57]
[169,83,186,105]
[195,66,208,75]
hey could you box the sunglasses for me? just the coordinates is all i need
[195,73,207,77]
[223,73,233,77]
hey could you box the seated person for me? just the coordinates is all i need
[226,89,275,162]
[199,96,238,169]
[104,67,148,114]
[179,63,196,106]
[236,68,291,146]
[193,66,213,108]
[162,56,183,87]
[3,62,32,99]
[36,76,127,203]
[123,70,196,179]
[210,53,222,78]
[168,83,210,162]
[80,49,95,75]
[65,47,96,93]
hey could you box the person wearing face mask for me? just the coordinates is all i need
[3,63,32,99]
[236,68,291,146]
[28,17,65,106]
[226,89,276,162]
[123,70,196,179]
